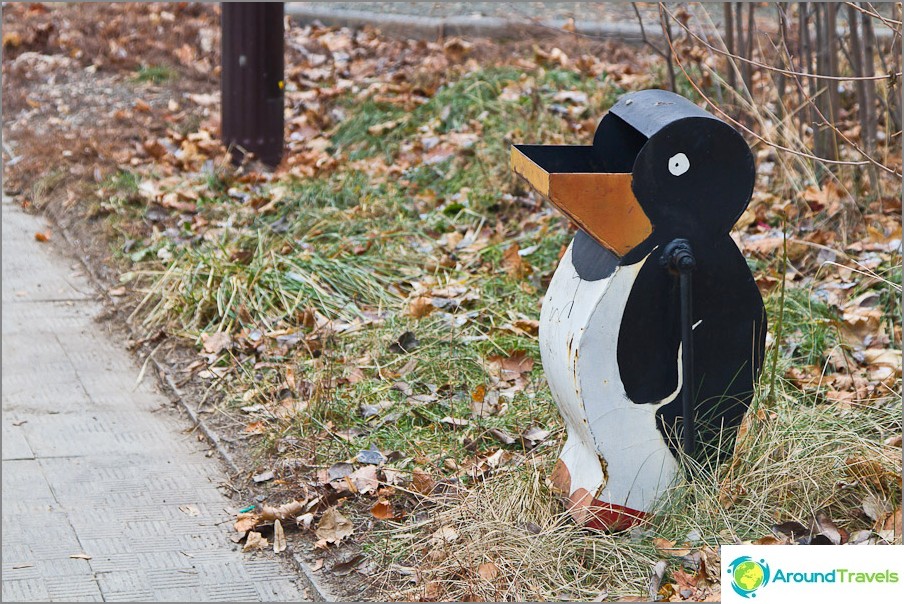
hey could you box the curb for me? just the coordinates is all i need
[42,204,338,602]
[285,5,656,43]
[286,5,895,43]
[150,356,241,476]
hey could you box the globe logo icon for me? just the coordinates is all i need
[728,556,771,598]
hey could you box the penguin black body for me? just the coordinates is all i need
[619,235,766,460]
[512,89,766,530]
[597,89,766,461]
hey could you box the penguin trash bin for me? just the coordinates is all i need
[511,89,767,532]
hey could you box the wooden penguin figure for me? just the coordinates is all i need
[512,90,766,531]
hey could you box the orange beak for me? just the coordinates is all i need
[511,145,652,257]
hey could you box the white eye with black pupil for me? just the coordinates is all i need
[668,153,690,176]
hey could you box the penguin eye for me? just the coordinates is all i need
[668,153,690,176]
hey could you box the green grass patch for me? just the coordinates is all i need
[134,64,176,84]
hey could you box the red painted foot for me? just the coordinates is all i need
[566,488,647,532]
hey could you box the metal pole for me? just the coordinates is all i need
[679,269,695,455]
[660,238,697,455]
[221,2,285,168]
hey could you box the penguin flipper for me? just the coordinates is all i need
[617,251,682,405]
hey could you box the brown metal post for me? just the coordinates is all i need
[221,2,284,167]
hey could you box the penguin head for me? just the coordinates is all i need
[511,89,755,260]
[628,114,755,246]
[590,89,755,257]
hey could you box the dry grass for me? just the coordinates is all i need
[372,462,657,602]
[373,378,901,601]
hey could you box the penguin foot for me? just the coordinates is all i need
[550,459,646,532]
[566,489,647,532]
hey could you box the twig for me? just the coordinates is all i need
[848,2,902,29]
[767,224,788,407]
[723,3,736,90]
[656,3,677,92]
[632,2,674,93]
[135,341,164,391]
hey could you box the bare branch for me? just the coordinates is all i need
[849,2,903,29]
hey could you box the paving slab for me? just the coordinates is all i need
[1,197,310,601]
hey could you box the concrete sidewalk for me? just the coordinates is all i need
[1,196,309,601]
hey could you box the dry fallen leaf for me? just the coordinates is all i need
[839,296,885,347]
[260,500,307,523]
[861,349,902,376]
[252,470,275,483]
[470,388,505,418]
[273,519,287,553]
[862,493,894,523]
[430,525,459,545]
[812,511,846,545]
[443,37,472,61]
[771,521,809,542]
[412,468,435,495]
[652,537,691,557]
[243,531,268,552]
[424,580,443,600]
[370,499,396,520]
[471,384,487,403]
[244,421,266,434]
[235,512,260,533]
[648,560,668,600]
[512,318,539,336]
[487,349,535,389]
[368,118,404,136]
[315,507,354,545]
[348,465,380,495]
[69,553,92,560]
[880,507,902,537]
[3,31,23,48]
[752,535,788,545]
[408,296,436,319]
[845,456,894,494]
[440,416,470,429]
[502,243,532,279]
[520,426,550,448]
[477,561,499,580]
[296,512,315,530]
[201,331,232,354]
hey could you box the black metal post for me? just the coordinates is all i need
[679,269,695,455]
[661,238,697,455]
[221,2,285,168]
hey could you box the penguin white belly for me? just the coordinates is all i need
[539,242,680,524]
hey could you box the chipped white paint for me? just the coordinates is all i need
[668,152,690,176]
[539,243,680,514]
